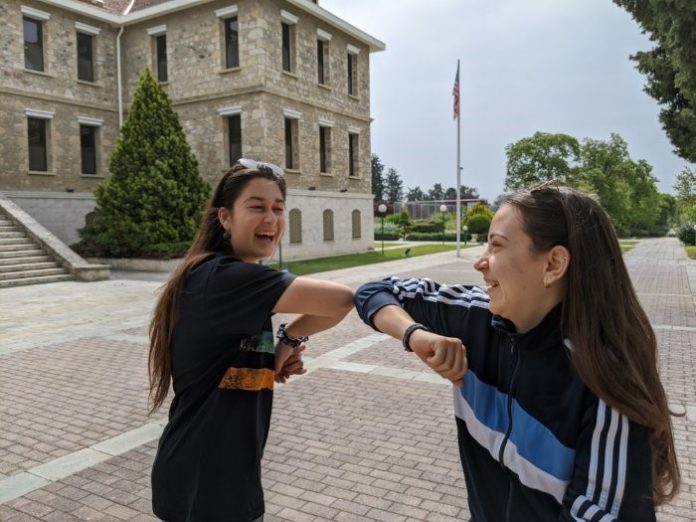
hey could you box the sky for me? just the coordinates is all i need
[321,0,694,203]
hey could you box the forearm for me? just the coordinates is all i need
[372,304,416,341]
[283,310,350,339]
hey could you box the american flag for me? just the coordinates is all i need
[452,63,460,120]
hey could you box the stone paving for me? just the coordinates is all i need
[0,238,694,521]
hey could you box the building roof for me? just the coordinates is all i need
[38,0,386,52]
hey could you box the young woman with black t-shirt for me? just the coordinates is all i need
[148,159,354,522]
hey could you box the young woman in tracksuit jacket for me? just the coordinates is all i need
[355,186,680,521]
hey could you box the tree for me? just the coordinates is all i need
[406,186,426,201]
[613,1,696,162]
[384,167,404,203]
[397,209,412,238]
[444,187,457,201]
[674,166,696,222]
[428,183,445,201]
[460,185,479,198]
[504,132,581,191]
[371,153,386,201]
[466,203,494,221]
[78,68,209,257]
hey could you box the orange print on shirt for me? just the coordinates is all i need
[218,367,275,391]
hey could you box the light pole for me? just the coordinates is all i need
[378,203,387,255]
[462,224,469,245]
[439,204,447,245]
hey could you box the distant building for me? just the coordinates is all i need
[0,0,385,259]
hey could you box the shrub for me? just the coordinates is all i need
[374,221,401,240]
[677,225,695,245]
[410,219,443,233]
[466,214,492,237]
[405,232,459,241]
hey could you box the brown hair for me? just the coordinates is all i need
[502,186,680,504]
[148,162,287,413]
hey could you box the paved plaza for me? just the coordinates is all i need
[0,238,694,521]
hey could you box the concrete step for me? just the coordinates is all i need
[0,273,73,288]
[0,255,51,266]
[0,225,17,231]
[0,262,60,274]
[0,231,25,239]
[0,237,34,246]
[0,248,45,259]
[0,241,39,252]
[0,267,68,281]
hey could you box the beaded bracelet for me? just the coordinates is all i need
[401,323,429,352]
[276,323,309,348]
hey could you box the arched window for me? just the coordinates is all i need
[289,208,302,244]
[323,209,334,241]
[351,209,361,239]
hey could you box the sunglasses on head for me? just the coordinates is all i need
[237,158,284,178]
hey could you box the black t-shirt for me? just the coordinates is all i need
[152,254,295,522]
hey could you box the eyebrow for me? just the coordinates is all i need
[489,233,508,241]
[245,196,285,203]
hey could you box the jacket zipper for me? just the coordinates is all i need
[499,335,519,521]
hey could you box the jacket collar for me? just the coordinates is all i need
[491,304,563,350]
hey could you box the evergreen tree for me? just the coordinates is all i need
[384,167,404,202]
[371,153,386,201]
[78,68,209,257]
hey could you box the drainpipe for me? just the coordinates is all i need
[117,0,137,128]
[116,25,124,127]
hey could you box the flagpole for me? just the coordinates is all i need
[455,59,462,258]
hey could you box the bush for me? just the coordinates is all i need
[677,225,696,245]
[466,214,492,237]
[410,219,442,233]
[405,232,459,241]
[374,221,401,240]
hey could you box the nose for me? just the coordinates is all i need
[263,210,275,223]
[473,251,488,272]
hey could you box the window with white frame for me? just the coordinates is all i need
[78,117,102,175]
[348,131,359,177]
[283,110,300,170]
[219,106,242,166]
[76,22,99,82]
[347,44,359,96]
[215,5,239,70]
[25,109,54,172]
[22,6,50,72]
[316,29,331,85]
[289,209,302,244]
[147,25,167,82]
[281,10,298,73]
[318,120,332,174]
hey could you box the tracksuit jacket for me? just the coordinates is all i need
[355,277,656,522]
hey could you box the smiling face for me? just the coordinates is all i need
[473,203,566,333]
[218,178,286,263]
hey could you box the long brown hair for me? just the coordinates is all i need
[148,162,287,414]
[503,186,680,504]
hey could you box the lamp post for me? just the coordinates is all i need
[439,204,447,245]
[378,203,387,255]
[462,224,469,245]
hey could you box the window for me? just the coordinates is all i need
[23,17,44,71]
[319,125,331,173]
[348,132,359,177]
[76,32,94,82]
[289,209,302,244]
[352,209,361,239]
[155,34,167,82]
[281,23,295,72]
[317,39,325,84]
[227,114,241,165]
[27,118,48,171]
[284,116,299,170]
[224,16,239,69]
[280,10,298,73]
[347,45,359,96]
[323,209,334,241]
[80,125,97,175]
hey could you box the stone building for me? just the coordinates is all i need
[0,0,385,260]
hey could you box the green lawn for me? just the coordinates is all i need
[619,239,639,254]
[279,244,464,275]
[372,241,403,248]
[686,245,696,260]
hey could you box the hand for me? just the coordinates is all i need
[274,342,307,383]
[409,330,467,387]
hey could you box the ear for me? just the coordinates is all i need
[218,206,231,231]
[544,245,570,287]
